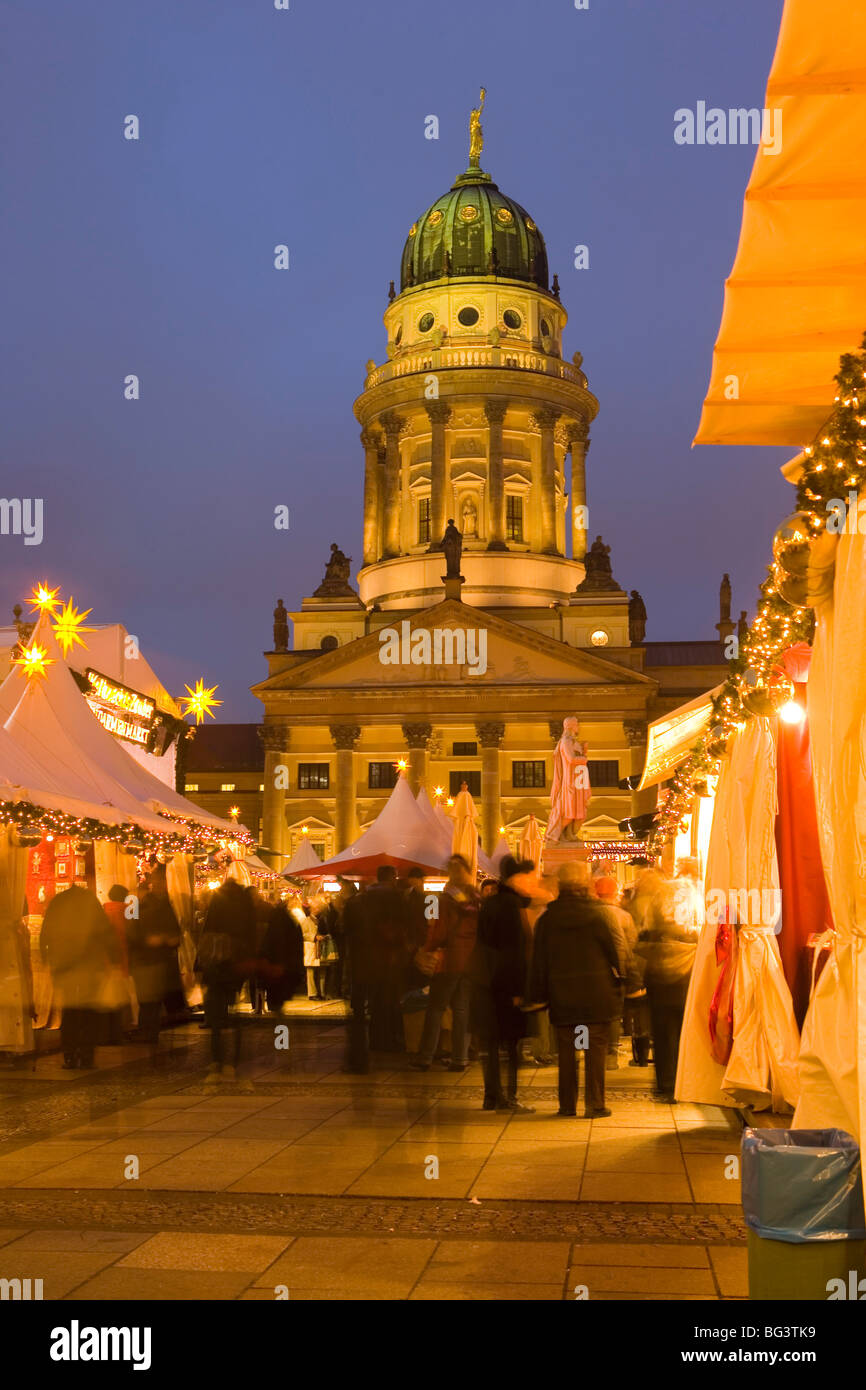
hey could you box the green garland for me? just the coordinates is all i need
[648,334,866,851]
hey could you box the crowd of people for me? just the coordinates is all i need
[33,852,703,1117]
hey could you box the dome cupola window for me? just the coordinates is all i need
[457,306,480,327]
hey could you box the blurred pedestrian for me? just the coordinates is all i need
[530,862,622,1118]
[637,871,700,1100]
[198,877,257,1082]
[101,883,133,1044]
[40,884,119,1069]
[471,855,535,1112]
[410,854,478,1073]
[127,868,181,1045]
[260,894,304,1014]
[593,875,637,1070]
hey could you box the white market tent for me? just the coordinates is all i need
[281,837,324,877]
[292,773,449,879]
[415,787,454,862]
[0,613,236,838]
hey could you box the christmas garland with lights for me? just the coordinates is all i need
[648,334,866,851]
[0,799,254,856]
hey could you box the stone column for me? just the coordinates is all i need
[476,721,505,856]
[485,400,507,550]
[624,718,653,819]
[426,402,451,548]
[329,724,361,851]
[380,413,404,559]
[532,408,561,554]
[402,722,432,795]
[361,428,382,566]
[259,724,290,865]
[568,420,590,562]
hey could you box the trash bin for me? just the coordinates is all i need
[743,1128,866,1300]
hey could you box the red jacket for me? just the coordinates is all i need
[424,886,479,975]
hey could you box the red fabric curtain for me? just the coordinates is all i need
[775,682,834,1026]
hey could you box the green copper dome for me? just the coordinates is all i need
[400,166,549,293]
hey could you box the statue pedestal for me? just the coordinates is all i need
[541,841,591,877]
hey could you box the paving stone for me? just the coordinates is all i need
[580,1172,693,1203]
[567,1262,716,1295]
[410,1281,563,1301]
[3,1229,153,1254]
[253,1236,436,1296]
[708,1244,749,1297]
[424,1240,570,1284]
[568,1242,710,1267]
[118,1232,293,1272]
[70,1268,253,1300]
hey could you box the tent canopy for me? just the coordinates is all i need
[293,775,451,879]
[0,614,236,838]
[694,0,866,446]
[281,837,324,877]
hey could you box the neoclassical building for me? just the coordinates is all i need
[245,122,730,867]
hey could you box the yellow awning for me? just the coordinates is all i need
[639,686,721,791]
[694,0,866,447]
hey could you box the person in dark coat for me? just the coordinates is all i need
[260,894,304,1013]
[472,855,535,1112]
[529,862,622,1118]
[198,877,258,1080]
[410,854,479,1072]
[344,866,408,1071]
[40,884,119,1069]
[126,868,181,1044]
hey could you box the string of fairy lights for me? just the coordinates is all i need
[2,582,250,854]
[648,335,866,852]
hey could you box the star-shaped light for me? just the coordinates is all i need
[228,806,240,819]
[52,598,94,657]
[29,583,61,615]
[179,678,222,724]
[14,644,55,680]
[396,758,408,771]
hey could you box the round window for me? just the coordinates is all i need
[503,309,522,330]
[457,306,479,327]
[418,312,435,333]
[590,629,610,647]
[320,635,338,652]
[540,318,551,337]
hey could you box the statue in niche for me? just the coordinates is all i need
[461,496,478,537]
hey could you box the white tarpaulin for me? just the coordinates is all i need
[794,514,866,1139]
[675,718,800,1109]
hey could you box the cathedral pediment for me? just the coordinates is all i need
[251,600,655,694]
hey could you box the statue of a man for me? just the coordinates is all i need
[461,496,478,537]
[720,573,732,624]
[628,589,647,645]
[273,599,289,653]
[547,716,591,843]
[441,518,463,578]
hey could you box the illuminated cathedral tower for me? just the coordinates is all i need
[354,99,598,613]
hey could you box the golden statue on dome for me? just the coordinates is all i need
[469,87,486,166]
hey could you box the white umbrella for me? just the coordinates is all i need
[519,814,543,872]
[451,782,479,880]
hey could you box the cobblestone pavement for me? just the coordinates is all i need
[0,1020,750,1298]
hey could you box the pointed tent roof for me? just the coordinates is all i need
[415,787,454,860]
[292,773,449,878]
[490,835,512,875]
[0,614,235,837]
[282,837,324,877]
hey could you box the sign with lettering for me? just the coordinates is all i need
[84,668,155,747]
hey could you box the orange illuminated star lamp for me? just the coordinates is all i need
[14,644,55,680]
[52,598,94,657]
[228,806,240,820]
[28,583,61,616]
[179,678,222,725]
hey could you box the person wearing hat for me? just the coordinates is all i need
[529,862,622,1118]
